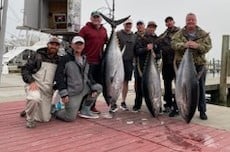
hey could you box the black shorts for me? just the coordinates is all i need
[123,60,134,81]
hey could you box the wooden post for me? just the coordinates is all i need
[219,35,229,105]
[228,46,230,76]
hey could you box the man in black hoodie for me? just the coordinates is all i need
[157,16,180,117]
[21,36,60,128]
[133,21,161,112]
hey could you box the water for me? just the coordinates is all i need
[206,71,220,79]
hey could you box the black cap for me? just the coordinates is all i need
[91,11,100,17]
[136,20,144,25]
[147,21,157,28]
[165,16,174,22]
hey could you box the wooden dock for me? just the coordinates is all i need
[205,76,230,105]
[1,101,230,152]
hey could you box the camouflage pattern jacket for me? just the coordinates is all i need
[171,26,212,66]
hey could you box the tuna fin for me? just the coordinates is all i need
[121,45,126,55]
[100,13,130,29]
[110,70,118,83]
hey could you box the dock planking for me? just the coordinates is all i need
[1,101,230,152]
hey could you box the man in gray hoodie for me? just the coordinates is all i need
[54,36,102,122]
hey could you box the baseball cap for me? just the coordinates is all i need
[48,36,60,45]
[147,21,157,27]
[136,20,144,25]
[123,18,133,25]
[165,16,174,22]
[72,36,85,44]
[91,11,101,17]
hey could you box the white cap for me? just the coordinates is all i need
[123,18,133,25]
[72,36,85,44]
[48,36,60,45]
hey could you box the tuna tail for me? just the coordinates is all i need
[100,13,130,29]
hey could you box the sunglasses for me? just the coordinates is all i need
[93,15,100,18]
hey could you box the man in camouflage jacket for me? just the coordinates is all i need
[171,13,212,120]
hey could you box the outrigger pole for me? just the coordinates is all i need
[112,0,115,20]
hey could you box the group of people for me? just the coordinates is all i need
[21,11,212,128]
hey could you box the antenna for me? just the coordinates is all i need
[112,0,115,20]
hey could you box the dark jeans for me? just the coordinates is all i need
[89,63,102,109]
[89,63,102,85]
[162,64,176,109]
[133,68,143,109]
[163,78,174,108]
[196,65,207,113]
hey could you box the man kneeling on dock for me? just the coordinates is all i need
[53,36,102,122]
[21,36,60,128]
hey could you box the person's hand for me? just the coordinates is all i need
[188,41,199,49]
[29,82,39,91]
[184,41,199,49]
[62,96,69,104]
[146,43,153,51]
[91,91,98,98]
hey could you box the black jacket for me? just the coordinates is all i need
[134,33,161,73]
[157,26,180,65]
[21,47,59,84]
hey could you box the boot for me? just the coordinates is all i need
[79,94,99,119]
[26,120,36,128]
[20,110,26,117]
[169,101,179,117]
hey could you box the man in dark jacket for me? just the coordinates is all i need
[79,11,108,114]
[133,21,161,112]
[54,36,102,122]
[135,20,145,37]
[157,16,180,117]
[21,36,60,128]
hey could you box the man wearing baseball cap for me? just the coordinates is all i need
[116,18,136,111]
[79,11,108,114]
[21,36,60,128]
[132,20,161,112]
[54,36,102,121]
[157,16,180,117]
[135,20,145,37]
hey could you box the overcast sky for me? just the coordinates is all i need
[5,0,230,60]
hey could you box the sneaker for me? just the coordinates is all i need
[101,112,113,119]
[109,104,118,113]
[163,107,171,113]
[91,107,101,114]
[169,110,179,117]
[120,102,129,111]
[132,107,140,113]
[200,112,208,120]
[78,112,99,119]
[26,120,36,128]
[20,110,26,117]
